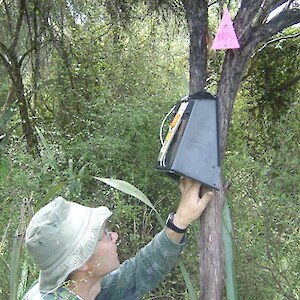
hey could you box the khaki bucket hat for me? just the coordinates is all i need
[25,196,112,293]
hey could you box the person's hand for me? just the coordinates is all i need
[173,177,213,230]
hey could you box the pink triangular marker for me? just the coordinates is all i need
[211,8,240,50]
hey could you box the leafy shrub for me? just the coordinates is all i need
[224,100,300,299]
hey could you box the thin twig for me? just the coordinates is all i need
[258,32,300,52]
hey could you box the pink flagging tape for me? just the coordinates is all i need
[211,8,240,50]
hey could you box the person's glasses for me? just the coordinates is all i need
[99,228,112,241]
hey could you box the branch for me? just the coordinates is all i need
[0,41,9,54]
[239,0,263,11]
[208,0,219,7]
[275,73,300,91]
[266,0,292,13]
[3,0,13,35]
[254,0,291,25]
[258,32,300,52]
[235,1,265,37]
[0,42,12,74]
[19,44,39,66]
[282,0,295,10]
[23,0,33,44]
[254,8,300,45]
[236,1,299,35]
[10,0,26,51]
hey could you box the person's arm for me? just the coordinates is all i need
[97,177,213,300]
[97,229,186,300]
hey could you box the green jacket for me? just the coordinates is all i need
[23,230,186,300]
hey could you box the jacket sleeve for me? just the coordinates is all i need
[96,229,187,300]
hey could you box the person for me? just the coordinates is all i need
[23,177,213,300]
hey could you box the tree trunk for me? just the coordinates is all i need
[183,0,208,93]
[198,23,256,300]
[183,2,256,299]
[11,54,38,155]
[199,187,225,300]
[183,1,226,299]
[15,73,38,154]
[200,49,252,300]
[218,51,251,155]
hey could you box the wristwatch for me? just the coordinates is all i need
[166,213,187,233]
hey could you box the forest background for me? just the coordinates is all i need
[0,0,299,299]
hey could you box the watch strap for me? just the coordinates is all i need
[166,213,187,233]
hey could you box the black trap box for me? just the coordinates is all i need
[155,92,221,190]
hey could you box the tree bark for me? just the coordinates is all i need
[183,0,208,93]
[217,51,251,155]
[199,186,225,300]
[183,1,226,299]
[11,56,38,154]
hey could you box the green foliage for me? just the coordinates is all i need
[225,98,300,300]
[223,201,238,300]
[0,65,10,108]
[0,10,190,298]
[40,12,188,134]
[0,99,18,133]
[224,32,300,298]
[241,29,300,130]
